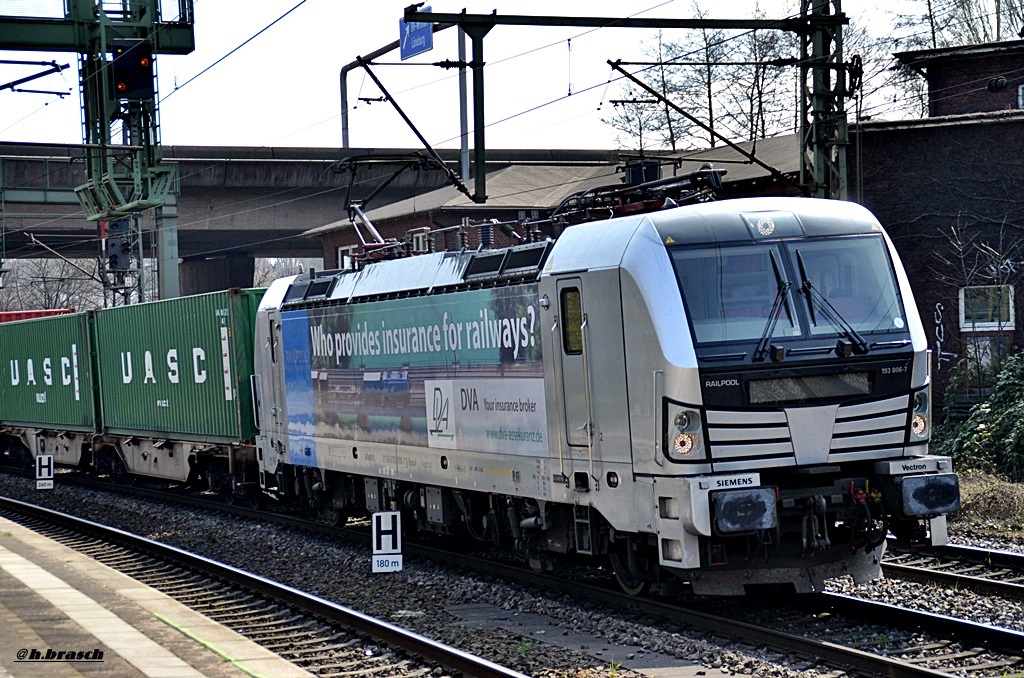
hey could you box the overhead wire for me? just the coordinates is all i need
[4,3,818,262]
[8,2,1024,262]
[3,0,321,257]
[6,0,683,260]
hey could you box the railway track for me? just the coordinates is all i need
[8,469,1024,677]
[0,494,528,678]
[884,541,1024,600]
[449,553,1024,677]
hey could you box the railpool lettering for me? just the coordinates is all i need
[705,378,741,388]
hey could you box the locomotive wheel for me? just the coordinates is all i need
[609,539,656,596]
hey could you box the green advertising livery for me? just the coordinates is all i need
[280,284,547,466]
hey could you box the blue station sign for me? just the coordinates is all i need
[399,7,433,61]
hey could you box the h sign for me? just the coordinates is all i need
[371,510,403,573]
[36,454,54,490]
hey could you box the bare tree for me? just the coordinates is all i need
[930,218,1022,397]
[254,257,323,288]
[0,258,104,311]
[894,0,1024,48]
[602,85,671,153]
[669,4,731,148]
[718,4,797,142]
[603,1,800,150]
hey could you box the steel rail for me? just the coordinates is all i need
[885,541,1024,600]
[0,495,529,678]
[9,471,1024,677]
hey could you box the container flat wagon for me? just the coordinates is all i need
[91,289,263,488]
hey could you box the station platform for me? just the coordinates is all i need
[0,515,313,677]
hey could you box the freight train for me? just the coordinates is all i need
[0,197,960,595]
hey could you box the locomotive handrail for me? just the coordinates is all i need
[550,316,566,482]
[653,369,664,466]
[580,313,596,484]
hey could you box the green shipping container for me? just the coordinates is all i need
[0,312,97,432]
[94,289,263,443]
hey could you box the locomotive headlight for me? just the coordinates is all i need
[665,402,705,461]
[911,388,930,439]
[674,432,699,456]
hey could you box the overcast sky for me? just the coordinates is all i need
[1,0,899,151]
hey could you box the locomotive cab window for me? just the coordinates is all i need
[670,235,908,347]
[672,244,798,344]
[560,287,583,354]
[789,236,906,337]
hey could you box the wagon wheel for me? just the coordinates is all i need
[318,505,347,527]
[226,478,263,510]
[111,454,133,486]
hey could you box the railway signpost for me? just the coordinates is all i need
[371,511,403,572]
[35,454,54,490]
[399,7,433,61]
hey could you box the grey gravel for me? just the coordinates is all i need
[1,474,1019,677]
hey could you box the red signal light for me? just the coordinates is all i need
[109,38,154,100]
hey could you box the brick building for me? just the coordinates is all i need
[895,40,1024,117]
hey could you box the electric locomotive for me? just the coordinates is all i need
[253,196,960,595]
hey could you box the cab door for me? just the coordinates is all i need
[556,278,591,448]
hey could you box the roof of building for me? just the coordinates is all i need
[667,134,799,183]
[894,39,1024,72]
[303,162,623,237]
[303,135,804,238]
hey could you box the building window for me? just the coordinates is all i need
[1018,84,1024,109]
[337,245,359,270]
[959,285,1015,331]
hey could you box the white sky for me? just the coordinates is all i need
[1,0,900,151]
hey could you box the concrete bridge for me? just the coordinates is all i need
[1,142,615,292]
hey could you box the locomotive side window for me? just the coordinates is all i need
[268,318,278,364]
[560,287,583,354]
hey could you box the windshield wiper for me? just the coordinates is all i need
[795,248,869,356]
[753,251,792,363]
